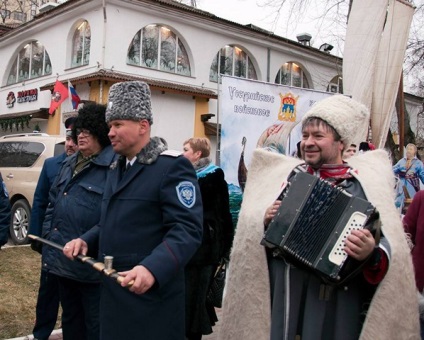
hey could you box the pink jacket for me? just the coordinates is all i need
[404,190,424,291]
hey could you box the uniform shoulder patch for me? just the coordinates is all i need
[161,150,182,157]
[176,181,196,208]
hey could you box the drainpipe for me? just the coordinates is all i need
[102,0,107,67]
[100,0,107,103]
[267,47,271,83]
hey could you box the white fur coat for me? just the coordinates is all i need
[218,149,419,340]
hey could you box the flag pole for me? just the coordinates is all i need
[397,71,405,158]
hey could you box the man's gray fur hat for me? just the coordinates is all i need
[105,81,153,124]
[301,95,370,150]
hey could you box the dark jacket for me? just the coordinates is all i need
[42,146,117,282]
[0,173,11,247]
[189,165,234,265]
[268,170,389,340]
[403,190,424,291]
[29,153,66,253]
[82,137,203,340]
[185,163,234,335]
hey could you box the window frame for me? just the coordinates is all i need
[328,75,343,93]
[0,141,45,168]
[209,45,257,83]
[71,20,91,68]
[274,62,310,89]
[6,41,52,86]
[127,24,191,76]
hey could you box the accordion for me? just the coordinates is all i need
[261,171,376,283]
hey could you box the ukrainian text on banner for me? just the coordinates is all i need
[219,76,332,224]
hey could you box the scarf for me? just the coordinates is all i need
[73,152,98,177]
[305,163,355,185]
[195,159,220,179]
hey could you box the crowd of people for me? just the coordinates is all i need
[32,80,231,340]
[0,85,423,340]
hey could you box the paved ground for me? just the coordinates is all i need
[9,309,222,340]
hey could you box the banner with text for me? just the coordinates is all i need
[219,76,332,224]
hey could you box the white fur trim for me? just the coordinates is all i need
[302,95,370,150]
[219,149,419,340]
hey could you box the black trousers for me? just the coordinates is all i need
[32,270,60,340]
[57,276,101,340]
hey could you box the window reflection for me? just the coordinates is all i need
[142,25,159,68]
[209,45,257,83]
[327,75,343,93]
[234,46,246,78]
[71,21,91,68]
[128,31,141,65]
[127,24,190,76]
[220,46,233,76]
[248,58,257,80]
[7,41,52,86]
[0,142,45,167]
[177,40,190,76]
[31,41,43,77]
[160,27,176,72]
[274,62,310,88]
[209,53,219,82]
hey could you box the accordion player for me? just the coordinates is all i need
[261,170,378,284]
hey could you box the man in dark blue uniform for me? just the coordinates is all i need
[0,172,11,249]
[64,81,203,340]
[29,118,78,340]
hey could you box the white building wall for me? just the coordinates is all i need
[102,2,340,92]
[0,0,346,142]
[150,90,196,151]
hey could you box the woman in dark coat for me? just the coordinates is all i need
[183,137,234,340]
[42,103,117,340]
[0,172,11,248]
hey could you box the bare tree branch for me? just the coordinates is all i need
[256,0,423,96]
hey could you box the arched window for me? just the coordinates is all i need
[127,25,191,76]
[7,41,52,85]
[209,45,257,83]
[274,62,309,88]
[71,20,91,68]
[327,75,343,93]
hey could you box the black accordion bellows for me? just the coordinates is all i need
[261,171,376,283]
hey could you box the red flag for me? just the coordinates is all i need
[49,80,69,115]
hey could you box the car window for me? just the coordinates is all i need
[54,142,65,156]
[0,141,45,167]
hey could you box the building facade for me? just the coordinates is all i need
[1,0,65,25]
[0,0,356,154]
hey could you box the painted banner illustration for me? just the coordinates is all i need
[219,76,333,225]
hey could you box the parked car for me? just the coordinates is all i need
[0,133,65,245]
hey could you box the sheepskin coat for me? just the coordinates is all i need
[218,149,419,340]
